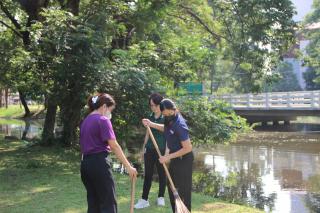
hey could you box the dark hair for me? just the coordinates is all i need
[160,99,176,111]
[149,93,163,105]
[87,93,115,112]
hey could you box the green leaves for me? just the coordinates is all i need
[176,96,249,146]
[97,47,158,141]
[303,0,320,89]
[207,0,296,92]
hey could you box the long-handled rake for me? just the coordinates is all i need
[130,176,136,213]
[146,126,190,213]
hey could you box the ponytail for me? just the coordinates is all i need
[87,93,115,112]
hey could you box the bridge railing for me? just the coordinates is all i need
[210,90,320,109]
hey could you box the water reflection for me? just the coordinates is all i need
[254,123,320,133]
[195,138,320,213]
[193,165,277,210]
[0,119,42,140]
[306,174,320,212]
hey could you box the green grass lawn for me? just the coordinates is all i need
[0,137,263,213]
[0,105,44,118]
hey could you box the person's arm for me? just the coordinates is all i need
[140,130,149,161]
[142,119,164,132]
[159,139,192,164]
[108,139,137,178]
[165,143,170,156]
[142,130,149,149]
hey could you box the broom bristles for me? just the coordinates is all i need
[175,197,190,213]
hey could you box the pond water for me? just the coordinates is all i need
[192,132,320,213]
[0,119,43,140]
[0,118,319,213]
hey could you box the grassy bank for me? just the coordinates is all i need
[0,138,262,213]
[0,105,44,119]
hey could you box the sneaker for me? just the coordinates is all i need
[134,199,150,209]
[157,197,165,206]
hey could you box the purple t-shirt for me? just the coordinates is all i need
[80,114,116,155]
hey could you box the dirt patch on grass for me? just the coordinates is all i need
[202,203,228,210]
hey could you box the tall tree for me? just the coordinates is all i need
[0,0,50,116]
[303,0,320,87]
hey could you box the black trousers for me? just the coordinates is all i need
[142,148,167,200]
[168,151,194,212]
[80,152,117,213]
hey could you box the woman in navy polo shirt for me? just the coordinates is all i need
[142,99,193,212]
[80,93,137,213]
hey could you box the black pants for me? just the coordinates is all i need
[142,148,167,200]
[168,151,194,212]
[80,152,117,213]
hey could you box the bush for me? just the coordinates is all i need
[175,96,249,146]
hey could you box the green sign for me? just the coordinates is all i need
[178,82,203,95]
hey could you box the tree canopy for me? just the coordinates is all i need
[0,0,297,145]
[303,0,320,88]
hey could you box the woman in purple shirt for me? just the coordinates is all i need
[80,93,137,213]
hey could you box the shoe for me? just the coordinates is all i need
[157,197,165,206]
[134,199,150,209]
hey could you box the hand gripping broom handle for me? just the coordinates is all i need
[146,126,178,193]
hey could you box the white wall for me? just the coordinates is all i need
[283,38,311,90]
[283,58,305,89]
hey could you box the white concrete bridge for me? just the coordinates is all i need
[210,90,320,124]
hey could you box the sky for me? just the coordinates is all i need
[291,0,314,21]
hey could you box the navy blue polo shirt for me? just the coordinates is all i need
[164,114,190,154]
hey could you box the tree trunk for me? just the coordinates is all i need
[0,89,2,107]
[173,80,179,89]
[58,1,81,147]
[18,90,31,117]
[210,65,215,94]
[66,0,80,15]
[22,119,31,140]
[60,102,82,146]
[44,94,48,110]
[5,88,9,108]
[42,97,57,145]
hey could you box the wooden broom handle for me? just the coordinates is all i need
[146,126,177,192]
[130,176,136,213]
